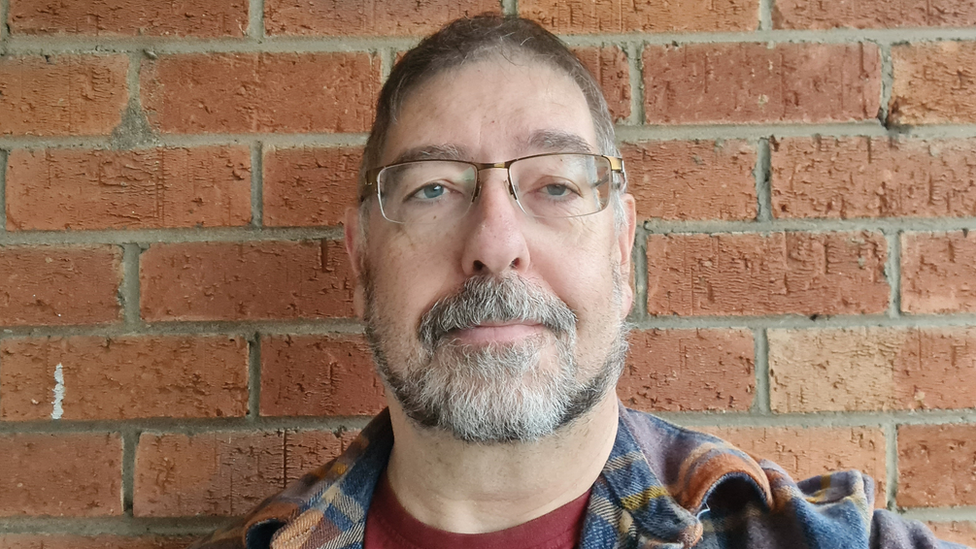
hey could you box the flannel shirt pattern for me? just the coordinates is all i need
[188,404,968,549]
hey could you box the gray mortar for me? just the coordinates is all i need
[754,138,773,222]
[250,142,264,227]
[629,225,649,322]
[885,421,898,510]
[247,332,261,420]
[886,229,903,318]
[503,0,518,17]
[121,428,137,515]
[248,0,265,39]
[759,0,774,31]
[879,43,895,126]
[752,329,771,414]
[121,243,144,326]
[625,42,645,127]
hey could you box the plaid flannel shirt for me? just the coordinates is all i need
[189,404,967,549]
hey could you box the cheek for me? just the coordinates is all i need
[365,234,458,328]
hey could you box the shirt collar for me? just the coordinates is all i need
[242,404,773,549]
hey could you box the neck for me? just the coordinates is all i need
[384,393,619,534]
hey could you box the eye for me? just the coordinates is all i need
[542,183,572,197]
[411,183,447,200]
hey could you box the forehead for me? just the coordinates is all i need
[381,56,597,164]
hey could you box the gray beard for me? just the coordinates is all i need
[364,274,629,444]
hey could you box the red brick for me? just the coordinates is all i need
[6,147,251,231]
[265,0,498,36]
[0,534,193,549]
[773,0,976,29]
[140,53,379,134]
[699,426,887,502]
[902,231,976,314]
[0,246,122,327]
[769,327,976,413]
[619,329,754,412]
[261,335,386,417]
[284,429,360,484]
[263,146,360,228]
[898,424,976,507]
[646,232,889,316]
[623,140,757,221]
[643,43,881,125]
[134,429,353,516]
[140,240,355,322]
[771,136,976,219]
[522,0,759,33]
[0,55,128,137]
[0,433,121,517]
[926,522,976,548]
[0,336,248,421]
[9,0,247,37]
[572,46,631,123]
[890,42,976,125]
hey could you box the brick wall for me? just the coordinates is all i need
[1,0,975,546]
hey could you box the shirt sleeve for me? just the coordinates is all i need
[871,509,973,549]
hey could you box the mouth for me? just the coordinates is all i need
[448,322,545,345]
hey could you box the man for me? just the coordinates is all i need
[191,15,966,549]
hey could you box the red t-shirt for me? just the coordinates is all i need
[364,473,590,549]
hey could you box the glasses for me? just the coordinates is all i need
[363,153,624,224]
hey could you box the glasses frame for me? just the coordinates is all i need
[362,152,625,224]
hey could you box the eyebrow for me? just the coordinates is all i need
[391,144,468,164]
[519,130,594,155]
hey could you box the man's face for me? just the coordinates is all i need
[347,55,636,443]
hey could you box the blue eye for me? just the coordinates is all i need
[543,184,571,197]
[414,184,446,200]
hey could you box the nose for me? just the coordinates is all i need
[460,169,531,277]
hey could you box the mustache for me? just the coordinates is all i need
[417,275,577,350]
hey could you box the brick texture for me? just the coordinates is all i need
[9,0,248,36]
[769,327,976,413]
[0,433,122,517]
[572,46,631,123]
[643,43,881,125]
[6,147,251,231]
[265,0,498,36]
[622,140,757,221]
[890,42,976,125]
[133,429,356,516]
[261,335,386,417]
[902,231,976,314]
[927,522,976,548]
[263,146,361,227]
[700,426,887,502]
[0,55,128,137]
[898,424,976,507]
[140,53,380,134]
[646,232,889,316]
[0,246,122,327]
[0,336,248,421]
[521,0,759,33]
[771,136,976,219]
[619,329,755,411]
[0,535,194,549]
[772,0,976,29]
[140,240,356,321]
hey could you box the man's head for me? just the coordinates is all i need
[344,15,637,444]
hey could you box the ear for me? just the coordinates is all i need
[616,193,637,319]
[344,206,366,319]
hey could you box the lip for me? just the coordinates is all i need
[450,322,544,345]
